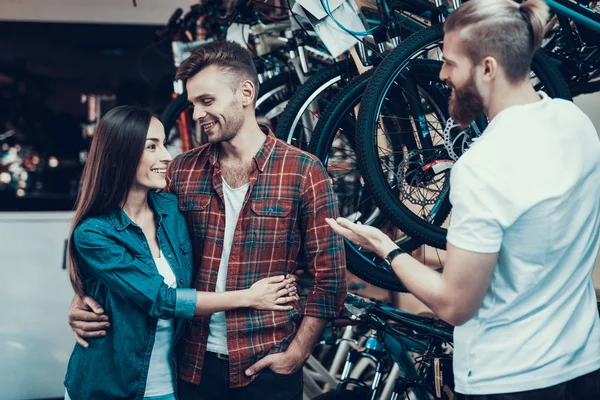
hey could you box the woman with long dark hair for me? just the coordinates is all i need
[63,106,297,400]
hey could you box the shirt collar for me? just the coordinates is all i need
[109,191,168,231]
[208,125,276,173]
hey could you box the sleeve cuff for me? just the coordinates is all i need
[446,233,502,254]
[303,292,345,319]
[175,288,197,319]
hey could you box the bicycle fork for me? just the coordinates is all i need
[338,330,386,399]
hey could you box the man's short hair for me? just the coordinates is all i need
[444,0,549,83]
[176,41,260,97]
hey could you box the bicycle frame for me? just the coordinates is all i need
[548,0,600,31]
[333,326,448,400]
[538,1,600,96]
[333,294,454,399]
[353,0,452,68]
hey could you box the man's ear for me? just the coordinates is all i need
[240,80,255,107]
[481,56,497,82]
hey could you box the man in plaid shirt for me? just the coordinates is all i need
[169,40,347,399]
[68,41,346,399]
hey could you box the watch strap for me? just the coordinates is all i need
[385,248,404,266]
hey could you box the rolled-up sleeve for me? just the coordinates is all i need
[300,160,347,319]
[175,289,197,319]
[74,223,196,319]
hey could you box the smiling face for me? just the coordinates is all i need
[186,65,246,145]
[439,31,486,128]
[133,117,172,190]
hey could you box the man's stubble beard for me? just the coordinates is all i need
[209,99,246,144]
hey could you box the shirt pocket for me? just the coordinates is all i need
[178,194,211,255]
[249,199,293,248]
[178,194,211,212]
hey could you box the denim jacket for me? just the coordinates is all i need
[64,191,197,400]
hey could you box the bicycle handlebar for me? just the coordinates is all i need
[344,293,454,342]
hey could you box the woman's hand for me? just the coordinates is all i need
[246,275,298,311]
[326,217,398,259]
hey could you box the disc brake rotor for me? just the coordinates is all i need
[442,117,482,161]
[395,149,452,208]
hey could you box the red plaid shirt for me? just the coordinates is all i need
[166,129,347,388]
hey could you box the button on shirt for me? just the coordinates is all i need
[166,128,347,388]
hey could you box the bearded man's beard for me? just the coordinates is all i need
[448,75,485,129]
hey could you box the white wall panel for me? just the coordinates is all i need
[0,0,199,25]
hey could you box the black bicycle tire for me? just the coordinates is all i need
[356,24,572,249]
[160,93,189,145]
[310,60,457,291]
[255,71,300,128]
[275,62,355,148]
[309,70,419,292]
[312,59,455,225]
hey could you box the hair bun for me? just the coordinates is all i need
[518,0,550,49]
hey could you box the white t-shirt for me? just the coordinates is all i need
[206,179,249,354]
[145,251,177,397]
[448,92,600,394]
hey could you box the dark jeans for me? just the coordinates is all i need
[455,368,600,400]
[178,352,303,400]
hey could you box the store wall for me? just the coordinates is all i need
[574,94,600,139]
[0,212,74,400]
[573,94,600,291]
[0,0,198,25]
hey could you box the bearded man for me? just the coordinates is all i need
[327,0,600,398]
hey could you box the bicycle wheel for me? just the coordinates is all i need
[255,71,300,132]
[161,72,298,154]
[356,24,572,249]
[309,70,423,292]
[275,62,355,150]
[160,93,195,153]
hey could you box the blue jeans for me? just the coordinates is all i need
[178,351,303,400]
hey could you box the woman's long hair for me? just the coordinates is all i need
[68,105,153,296]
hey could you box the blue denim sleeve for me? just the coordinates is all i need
[175,289,197,319]
[74,223,196,319]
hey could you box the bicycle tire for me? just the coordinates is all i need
[160,93,189,146]
[275,62,355,149]
[309,70,417,292]
[255,71,300,132]
[356,24,572,249]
